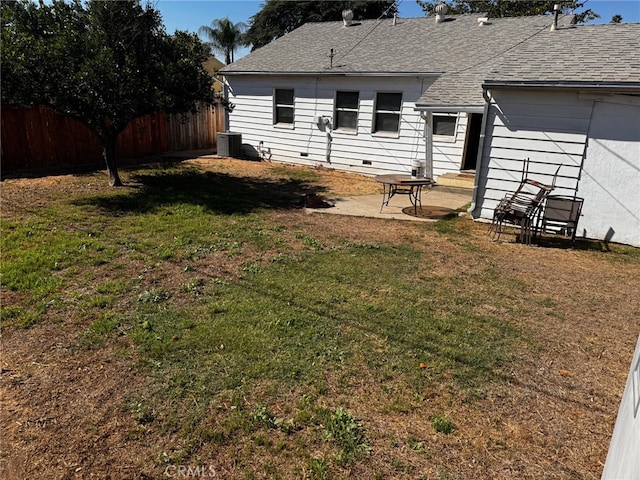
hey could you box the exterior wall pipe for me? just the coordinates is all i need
[468,89,492,217]
[423,116,429,179]
[223,82,230,131]
[323,118,333,163]
[423,112,433,180]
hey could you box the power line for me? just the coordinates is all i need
[332,0,403,66]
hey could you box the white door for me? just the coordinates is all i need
[578,98,640,247]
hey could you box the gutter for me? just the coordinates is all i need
[468,88,492,218]
[482,80,640,91]
[220,71,443,78]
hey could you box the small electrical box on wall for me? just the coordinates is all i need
[315,116,331,126]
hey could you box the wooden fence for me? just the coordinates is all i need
[1,102,225,171]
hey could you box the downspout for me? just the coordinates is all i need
[223,82,230,131]
[468,89,492,217]
[322,117,332,163]
[423,117,429,178]
[424,112,433,180]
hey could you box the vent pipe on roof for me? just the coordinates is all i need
[342,9,354,27]
[435,1,448,24]
[550,3,561,31]
[393,12,397,26]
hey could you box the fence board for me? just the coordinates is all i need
[1,102,223,171]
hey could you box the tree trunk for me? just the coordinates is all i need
[102,136,123,187]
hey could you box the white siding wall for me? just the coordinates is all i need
[432,112,469,177]
[226,75,467,178]
[474,89,590,219]
[474,89,640,247]
[602,334,640,479]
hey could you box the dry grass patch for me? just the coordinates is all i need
[1,157,639,480]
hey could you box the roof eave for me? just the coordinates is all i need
[414,104,485,113]
[221,71,443,77]
[483,80,640,92]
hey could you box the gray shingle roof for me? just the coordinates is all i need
[418,21,640,107]
[485,23,640,85]
[221,14,554,75]
[416,69,490,107]
[222,14,640,107]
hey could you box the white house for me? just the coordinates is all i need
[221,11,640,247]
[221,12,563,178]
[471,24,640,247]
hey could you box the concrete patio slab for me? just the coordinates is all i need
[306,186,473,222]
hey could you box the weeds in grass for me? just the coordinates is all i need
[407,437,426,452]
[308,458,329,480]
[321,407,372,465]
[251,405,282,430]
[180,278,205,296]
[138,289,170,304]
[430,413,455,434]
[295,233,324,250]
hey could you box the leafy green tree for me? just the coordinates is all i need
[417,0,599,23]
[199,18,247,64]
[611,14,623,23]
[1,0,214,186]
[245,0,397,50]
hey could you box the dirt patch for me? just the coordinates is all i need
[402,205,458,219]
[1,157,639,479]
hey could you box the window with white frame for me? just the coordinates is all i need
[334,91,359,131]
[274,89,294,126]
[373,92,402,134]
[432,113,458,140]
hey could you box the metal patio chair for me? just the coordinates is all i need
[488,159,560,245]
[538,195,584,243]
[489,179,555,244]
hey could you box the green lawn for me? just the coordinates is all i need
[2,161,638,479]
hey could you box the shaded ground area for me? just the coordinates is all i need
[1,157,639,479]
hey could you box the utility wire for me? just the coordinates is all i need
[332,0,403,65]
[450,17,559,76]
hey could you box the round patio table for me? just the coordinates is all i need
[375,174,435,215]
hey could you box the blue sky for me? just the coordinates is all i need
[156,0,640,61]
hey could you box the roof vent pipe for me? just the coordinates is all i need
[550,3,561,31]
[393,12,397,26]
[435,1,448,24]
[342,9,354,27]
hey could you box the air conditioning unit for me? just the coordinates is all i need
[217,132,242,157]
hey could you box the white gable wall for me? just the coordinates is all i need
[474,88,640,247]
[226,75,467,178]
